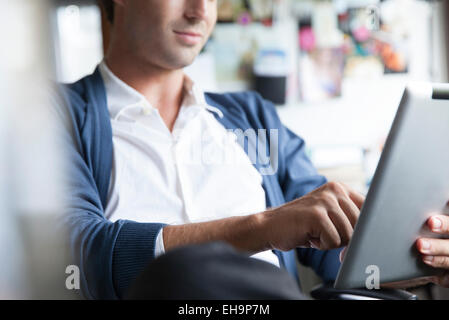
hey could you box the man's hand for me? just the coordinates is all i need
[163,181,365,255]
[260,182,365,252]
[416,203,449,288]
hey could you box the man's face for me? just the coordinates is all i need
[116,0,217,70]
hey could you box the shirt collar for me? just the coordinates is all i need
[98,60,223,120]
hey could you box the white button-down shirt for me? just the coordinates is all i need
[99,61,279,267]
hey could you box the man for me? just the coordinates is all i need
[56,0,449,299]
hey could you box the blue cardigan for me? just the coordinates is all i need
[54,68,342,300]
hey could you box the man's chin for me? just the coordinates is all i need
[146,45,202,71]
[165,51,200,70]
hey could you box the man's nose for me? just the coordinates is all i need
[185,0,208,21]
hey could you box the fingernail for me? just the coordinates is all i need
[431,217,442,231]
[423,255,434,263]
[420,240,431,251]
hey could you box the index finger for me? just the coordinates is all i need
[340,182,365,210]
[348,190,365,210]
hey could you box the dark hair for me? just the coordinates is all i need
[100,0,114,23]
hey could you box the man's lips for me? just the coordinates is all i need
[173,30,203,45]
[174,30,202,37]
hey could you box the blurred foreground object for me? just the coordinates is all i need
[0,0,73,299]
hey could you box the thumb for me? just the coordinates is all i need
[339,247,348,263]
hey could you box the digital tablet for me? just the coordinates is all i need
[334,83,449,289]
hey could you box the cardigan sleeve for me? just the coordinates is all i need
[255,93,343,283]
[52,85,166,299]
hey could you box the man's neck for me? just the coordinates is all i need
[104,52,185,132]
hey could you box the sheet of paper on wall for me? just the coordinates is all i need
[298,1,345,103]
[299,48,345,103]
[248,0,273,21]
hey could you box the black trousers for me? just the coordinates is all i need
[125,242,304,300]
